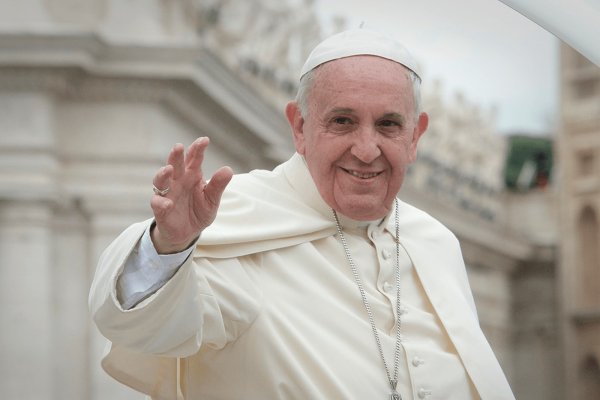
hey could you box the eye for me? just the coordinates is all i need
[378,119,400,128]
[333,116,354,125]
[376,119,404,137]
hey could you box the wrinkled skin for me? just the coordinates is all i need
[286,55,428,221]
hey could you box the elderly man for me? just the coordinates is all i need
[90,29,514,399]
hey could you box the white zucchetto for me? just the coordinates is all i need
[300,28,421,80]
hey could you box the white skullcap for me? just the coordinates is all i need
[300,28,421,80]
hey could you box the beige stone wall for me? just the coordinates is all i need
[0,2,293,399]
[558,44,600,400]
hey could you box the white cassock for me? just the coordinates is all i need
[89,153,515,400]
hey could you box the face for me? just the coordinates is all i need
[286,55,428,221]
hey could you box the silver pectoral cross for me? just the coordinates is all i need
[389,380,402,400]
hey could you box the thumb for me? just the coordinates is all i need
[203,166,234,207]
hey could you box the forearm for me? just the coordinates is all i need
[117,222,194,310]
[93,257,213,357]
[88,220,221,357]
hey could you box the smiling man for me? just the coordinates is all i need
[287,54,428,221]
[90,29,515,399]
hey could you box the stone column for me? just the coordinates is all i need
[51,202,92,400]
[0,92,58,398]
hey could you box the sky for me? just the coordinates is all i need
[315,0,560,136]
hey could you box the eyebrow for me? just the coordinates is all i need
[329,107,355,115]
[380,112,406,124]
[327,108,407,124]
[377,112,406,126]
[329,109,405,118]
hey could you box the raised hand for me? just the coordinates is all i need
[150,137,233,254]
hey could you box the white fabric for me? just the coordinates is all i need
[498,0,600,66]
[90,153,514,400]
[110,214,477,400]
[299,28,421,79]
[117,227,193,310]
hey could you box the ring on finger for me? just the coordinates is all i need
[153,185,170,196]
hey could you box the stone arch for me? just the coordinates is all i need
[579,350,600,398]
[577,205,600,309]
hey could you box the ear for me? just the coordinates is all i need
[285,101,306,155]
[408,112,429,163]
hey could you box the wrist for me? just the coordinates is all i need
[150,222,199,254]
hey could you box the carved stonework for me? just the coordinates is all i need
[559,44,600,400]
[196,0,321,71]
[409,83,507,221]
[0,66,170,103]
[45,0,107,26]
[190,0,325,105]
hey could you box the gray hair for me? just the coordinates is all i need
[295,64,422,119]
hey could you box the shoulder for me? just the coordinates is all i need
[224,162,289,199]
[396,199,458,245]
[395,200,476,312]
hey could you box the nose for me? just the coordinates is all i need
[350,127,381,163]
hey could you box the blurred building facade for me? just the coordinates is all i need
[403,92,561,399]
[558,44,600,399]
[0,0,566,399]
[0,1,295,399]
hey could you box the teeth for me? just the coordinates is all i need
[348,170,379,179]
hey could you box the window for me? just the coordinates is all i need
[578,151,596,177]
[578,206,600,309]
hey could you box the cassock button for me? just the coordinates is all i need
[383,281,394,292]
[382,249,392,260]
[418,388,432,399]
[412,356,425,367]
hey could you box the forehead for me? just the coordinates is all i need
[309,55,414,111]
[316,55,411,84]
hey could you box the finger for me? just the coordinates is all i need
[150,195,173,221]
[203,166,233,207]
[167,143,185,180]
[152,165,173,195]
[186,137,209,172]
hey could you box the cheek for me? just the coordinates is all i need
[407,141,419,162]
[396,139,416,162]
[383,144,406,165]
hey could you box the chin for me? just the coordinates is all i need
[337,203,389,221]
[326,189,394,220]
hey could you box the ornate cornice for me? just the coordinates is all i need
[0,32,293,165]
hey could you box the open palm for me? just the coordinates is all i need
[150,137,233,254]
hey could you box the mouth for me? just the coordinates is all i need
[342,168,382,179]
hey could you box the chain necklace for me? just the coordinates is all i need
[332,200,402,400]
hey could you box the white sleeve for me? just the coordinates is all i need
[117,225,195,310]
